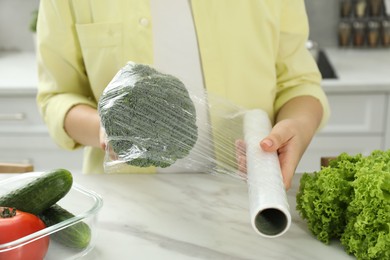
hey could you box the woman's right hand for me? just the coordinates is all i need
[99,126,107,150]
[99,126,118,160]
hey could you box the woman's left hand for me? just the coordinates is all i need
[235,96,324,190]
[259,118,312,190]
[235,118,308,191]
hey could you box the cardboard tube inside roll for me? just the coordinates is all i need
[243,109,291,237]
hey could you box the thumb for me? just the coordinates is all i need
[260,125,293,152]
[260,138,275,152]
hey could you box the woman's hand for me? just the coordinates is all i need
[260,118,312,190]
[99,126,118,160]
[64,104,102,148]
[235,118,308,190]
[99,126,107,150]
[235,96,324,190]
[235,139,247,179]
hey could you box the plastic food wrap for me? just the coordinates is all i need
[98,61,291,237]
[98,62,198,169]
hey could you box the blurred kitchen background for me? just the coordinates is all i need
[0,0,39,52]
[1,0,390,173]
[4,0,387,51]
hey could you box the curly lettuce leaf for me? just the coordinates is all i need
[340,151,390,260]
[297,150,390,260]
[296,162,354,243]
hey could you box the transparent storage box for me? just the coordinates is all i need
[0,172,103,259]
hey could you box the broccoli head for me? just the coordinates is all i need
[98,62,198,168]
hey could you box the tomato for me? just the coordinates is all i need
[0,207,50,260]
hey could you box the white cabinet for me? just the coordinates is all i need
[0,95,47,132]
[297,93,387,173]
[0,92,84,171]
[0,59,84,172]
[321,94,386,134]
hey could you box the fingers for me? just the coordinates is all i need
[274,146,296,191]
[100,126,119,161]
[99,126,108,150]
[280,158,295,190]
[237,155,247,177]
[260,121,298,190]
[235,139,247,179]
[106,143,119,161]
[235,139,246,157]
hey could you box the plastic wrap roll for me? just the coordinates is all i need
[243,109,291,237]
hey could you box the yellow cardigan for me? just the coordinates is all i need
[36,0,329,174]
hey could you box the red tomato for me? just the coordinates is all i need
[0,207,50,260]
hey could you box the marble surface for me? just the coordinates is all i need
[0,172,355,260]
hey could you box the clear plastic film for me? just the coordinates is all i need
[98,61,291,237]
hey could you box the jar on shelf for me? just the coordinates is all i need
[368,0,384,17]
[367,20,381,47]
[382,19,390,47]
[352,20,367,47]
[355,0,368,18]
[339,20,352,46]
[340,0,353,17]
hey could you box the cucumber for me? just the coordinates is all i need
[0,168,73,215]
[38,204,91,249]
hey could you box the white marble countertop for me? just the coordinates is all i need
[1,48,390,95]
[0,172,355,260]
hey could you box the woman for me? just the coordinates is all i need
[36,0,329,190]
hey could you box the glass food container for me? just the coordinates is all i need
[0,173,103,260]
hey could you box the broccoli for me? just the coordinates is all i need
[296,150,390,260]
[98,62,198,168]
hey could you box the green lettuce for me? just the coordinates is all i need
[297,150,390,260]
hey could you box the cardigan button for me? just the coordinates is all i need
[139,17,150,27]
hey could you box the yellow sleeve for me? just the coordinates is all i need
[36,0,96,150]
[275,0,330,130]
